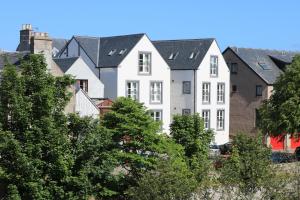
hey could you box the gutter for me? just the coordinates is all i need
[193,69,196,114]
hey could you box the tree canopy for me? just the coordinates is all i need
[259,55,300,136]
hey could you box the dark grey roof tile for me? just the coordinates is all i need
[53,57,79,73]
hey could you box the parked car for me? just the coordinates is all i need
[295,146,300,161]
[271,152,295,164]
[219,142,232,155]
[209,144,220,158]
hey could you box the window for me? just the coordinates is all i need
[126,81,139,101]
[182,109,191,115]
[217,110,225,130]
[108,49,116,56]
[119,49,127,55]
[202,83,210,103]
[256,85,262,96]
[77,79,88,92]
[150,82,162,104]
[232,85,237,93]
[150,110,162,121]
[210,56,218,76]
[255,109,261,128]
[182,81,191,94]
[168,52,178,60]
[217,83,225,103]
[230,63,238,74]
[189,52,195,59]
[258,62,271,70]
[139,52,151,74]
[202,110,210,129]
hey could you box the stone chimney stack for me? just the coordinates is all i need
[17,24,33,51]
[30,32,53,71]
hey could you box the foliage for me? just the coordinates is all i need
[127,137,197,200]
[219,133,272,198]
[0,54,117,199]
[101,97,167,198]
[170,113,213,182]
[258,55,300,136]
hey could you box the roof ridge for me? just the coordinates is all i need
[100,33,145,39]
[153,38,215,43]
[230,46,300,54]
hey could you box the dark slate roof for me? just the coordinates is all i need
[227,47,300,84]
[0,51,29,70]
[152,39,214,70]
[53,57,79,73]
[71,34,144,67]
[52,38,68,53]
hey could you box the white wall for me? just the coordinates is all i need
[170,70,195,115]
[99,67,118,99]
[75,89,99,118]
[117,35,171,133]
[196,40,230,145]
[65,57,104,99]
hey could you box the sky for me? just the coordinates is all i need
[1,0,300,52]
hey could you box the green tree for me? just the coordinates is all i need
[127,137,197,200]
[0,55,117,199]
[101,97,167,198]
[219,133,272,198]
[170,113,213,182]
[259,55,300,136]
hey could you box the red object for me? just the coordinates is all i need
[97,99,113,116]
[291,135,300,149]
[270,136,284,150]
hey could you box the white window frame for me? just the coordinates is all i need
[202,110,210,129]
[138,52,151,74]
[77,79,88,93]
[150,81,163,104]
[217,109,225,131]
[217,83,225,104]
[202,82,210,104]
[210,55,218,77]
[150,110,162,121]
[182,81,191,94]
[126,81,139,101]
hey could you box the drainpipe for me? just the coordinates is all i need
[193,69,197,114]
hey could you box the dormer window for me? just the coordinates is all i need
[138,52,151,74]
[119,49,127,55]
[108,49,117,56]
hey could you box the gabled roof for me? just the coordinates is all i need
[225,47,299,84]
[52,38,68,57]
[152,38,214,70]
[53,57,79,73]
[70,34,145,68]
[0,51,29,70]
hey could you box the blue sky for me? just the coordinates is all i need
[1,0,300,52]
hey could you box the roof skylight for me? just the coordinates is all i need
[258,62,271,70]
[108,49,117,56]
[119,49,127,55]
[168,52,178,60]
[189,52,195,59]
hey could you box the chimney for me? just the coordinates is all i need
[17,24,33,51]
[31,32,53,71]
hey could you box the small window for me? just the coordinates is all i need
[255,109,261,128]
[217,110,225,130]
[232,85,237,93]
[256,85,262,96]
[202,110,210,129]
[231,63,238,74]
[119,49,127,55]
[126,81,139,101]
[182,81,191,94]
[189,52,195,59]
[150,110,162,121]
[168,52,178,60]
[139,52,151,74]
[210,56,218,76]
[108,49,117,56]
[217,83,225,103]
[77,79,88,92]
[150,82,162,104]
[202,83,210,103]
[182,109,191,115]
[258,62,271,70]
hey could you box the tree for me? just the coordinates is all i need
[127,137,197,200]
[170,113,213,182]
[101,97,168,198]
[219,133,272,198]
[259,55,300,136]
[0,55,117,199]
